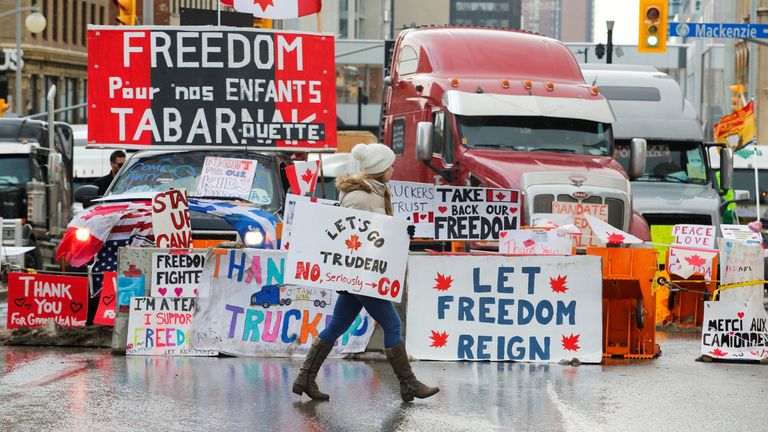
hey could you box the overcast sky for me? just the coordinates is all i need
[593,0,639,44]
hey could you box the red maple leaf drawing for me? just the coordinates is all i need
[561,333,581,351]
[433,273,454,291]
[344,234,362,252]
[429,330,449,348]
[550,275,569,293]
[709,348,728,357]
[685,254,707,267]
[301,168,314,184]
[495,192,505,200]
[606,232,625,244]
[254,0,274,11]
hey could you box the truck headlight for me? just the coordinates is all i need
[75,228,91,242]
[244,231,264,247]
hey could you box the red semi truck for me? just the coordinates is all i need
[381,26,651,246]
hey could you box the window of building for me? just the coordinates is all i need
[81,2,87,46]
[79,79,87,123]
[100,6,105,25]
[340,0,349,38]
[29,75,37,114]
[396,46,418,76]
[65,77,76,123]
[53,0,58,41]
[63,2,68,44]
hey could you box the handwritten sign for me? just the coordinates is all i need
[196,157,257,199]
[189,249,375,356]
[434,186,520,240]
[127,297,215,356]
[719,240,764,303]
[701,300,768,361]
[151,252,206,298]
[285,202,409,302]
[389,180,435,238]
[280,193,338,250]
[7,273,88,328]
[551,202,608,247]
[152,189,192,248]
[87,27,336,150]
[498,229,573,255]
[405,255,603,363]
[667,247,717,279]
[673,224,716,249]
[720,224,763,244]
[94,271,118,326]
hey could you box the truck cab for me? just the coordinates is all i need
[581,65,731,235]
[382,27,650,244]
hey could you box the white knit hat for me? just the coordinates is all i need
[351,143,396,175]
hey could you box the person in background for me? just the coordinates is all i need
[94,150,126,195]
[292,143,439,402]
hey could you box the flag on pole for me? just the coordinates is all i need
[714,101,756,151]
[285,160,321,196]
[221,0,322,19]
[584,215,644,245]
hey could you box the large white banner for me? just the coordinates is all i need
[701,300,768,361]
[405,255,603,363]
[389,180,435,238]
[285,202,410,302]
[189,249,375,357]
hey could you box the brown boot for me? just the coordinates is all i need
[293,338,333,400]
[385,342,439,402]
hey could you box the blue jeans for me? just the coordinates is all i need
[318,292,403,348]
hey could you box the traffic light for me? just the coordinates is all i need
[253,18,273,29]
[730,82,745,112]
[638,0,668,53]
[113,0,136,25]
[0,98,9,117]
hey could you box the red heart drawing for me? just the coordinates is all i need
[70,302,83,313]
[509,207,518,214]
[194,288,198,296]
[738,312,744,319]
[102,295,115,306]
[729,331,734,335]
[24,303,31,310]
[158,287,168,296]
[523,239,536,247]
[174,287,184,297]
[500,232,507,238]
[438,206,448,214]
[420,214,427,221]
[13,298,25,307]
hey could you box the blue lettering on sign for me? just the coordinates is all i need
[669,22,768,39]
[457,334,551,361]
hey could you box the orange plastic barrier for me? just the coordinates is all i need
[587,247,660,359]
[661,252,718,328]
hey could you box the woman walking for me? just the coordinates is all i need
[292,143,440,402]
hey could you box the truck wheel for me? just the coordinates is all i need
[314,300,320,307]
[319,301,326,308]
[284,299,291,306]
[635,299,645,329]
[279,299,286,306]
[262,301,270,308]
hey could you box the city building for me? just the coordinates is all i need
[521,0,593,42]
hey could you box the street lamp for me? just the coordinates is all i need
[606,20,615,64]
[0,2,47,116]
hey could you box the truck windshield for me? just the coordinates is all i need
[0,156,30,186]
[109,151,278,207]
[457,115,612,156]
[615,140,708,184]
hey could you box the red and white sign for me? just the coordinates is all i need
[667,247,717,279]
[498,229,573,255]
[552,202,609,247]
[88,27,336,150]
[152,189,192,249]
[701,300,768,361]
[672,224,716,249]
[7,273,89,329]
[285,160,320,196]
[94,271,118,326]
[221,0,322,19]
[584,215,643,245]
[434,186,520,241]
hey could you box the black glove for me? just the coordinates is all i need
[407,225,416,239]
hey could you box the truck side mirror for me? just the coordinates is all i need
[74,185,100,207]
[719,148,733,191]
[628,138,647,179]
[416,121,434,161]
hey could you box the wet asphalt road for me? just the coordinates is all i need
[0,331,766,432]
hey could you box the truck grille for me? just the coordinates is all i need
[533,194,625,229]
[642,213,712,227]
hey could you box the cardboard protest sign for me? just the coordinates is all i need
[405,255,603,363]
[94,271,118,326]
[152,189,192,248]
[389,180,435,238]
[701,300,768,361]
[7,273,89,328]
[126,296,216,356]
[719,240,764,303]
[151,252,206,297]
[196,157,257,199]
[551,202,608,247]
[585,215,643,245]
[672,224,716,249]
[285,202,409,302]
[280,193,338,250]
[667,247,717,279]
[434,186,520,240]
[87,27,336,150]
[498,229,573,255]
[720,224,763,244]
[190,249,375,357]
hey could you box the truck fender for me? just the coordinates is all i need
[629,212,651,242]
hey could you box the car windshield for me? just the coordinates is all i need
[615,140,708,184]
[0,156,30,186]
[457,115,612,156]
[109,151,278,207]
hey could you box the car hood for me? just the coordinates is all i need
[461,150,626,189]
[632,182,720,215]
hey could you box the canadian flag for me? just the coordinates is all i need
[486,189,518,203]
[221,0,322,19]
[669,247,717,279]
[285,160,321,196]
[584,215,644,244]
[412,211,434,223]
